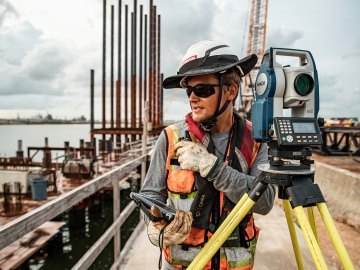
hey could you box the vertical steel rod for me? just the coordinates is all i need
[152,5,157,126]
[138,5,143,128]
[134,0,138,132]
[131,12,136,141]
[124,5,128,129]
[144,14,148,106]
[160,73,164,125]
[156,12,161,126]
[110,5,115,130]
[116,0,122,145]
[102,0,107,140]
[148,0,153,123]
[90,69,95,142]
[94,0,163,145]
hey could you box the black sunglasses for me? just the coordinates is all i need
[185,84,219,98]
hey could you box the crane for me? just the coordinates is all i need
[238,0,269,115]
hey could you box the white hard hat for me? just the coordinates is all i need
[163,40,257,89]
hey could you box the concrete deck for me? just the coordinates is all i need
[122,203,337,270]
[123,158,359,269]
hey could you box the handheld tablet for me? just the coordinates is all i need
[130,192,176,222]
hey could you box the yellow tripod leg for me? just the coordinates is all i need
[187,194,255,270]
[293,206,328,270]
[307,207,319,242]
[283,200,305,270]
[317,203,355,270]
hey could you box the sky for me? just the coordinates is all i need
[1,0,359,121]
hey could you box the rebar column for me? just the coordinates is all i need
[144,14,148,107]
[130,10,137,141]
[116,0,122,145]
[152,5,157,127]
[16,140,23,158]
[90,69,95,138]
[156,13,161,126]
[133,0,138,137]
[160,73,164,125]
[124,5,129,129]
[102,0,107,140]
[43,137,51,169]
[110,5,115,130]
[92,0,163,143]
[148,0,153,123]
[138,5,143,127]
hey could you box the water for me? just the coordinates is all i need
[25,189,140,270]
[0,124,140,269]
[0,124,93,161]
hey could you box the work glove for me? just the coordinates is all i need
[147,205,192,247]
[174,140,218,177]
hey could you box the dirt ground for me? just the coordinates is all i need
[312,153,360,174]
[273,198,359,269]
[314,209,360,269]
[300,154,360,268]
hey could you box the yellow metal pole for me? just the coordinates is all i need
[187,194,255,270]
[307,207,318,242]
[317,203,355,270]
[293,206,328,270]
[283,200,305,270]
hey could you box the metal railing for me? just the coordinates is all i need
[0,154,148,269]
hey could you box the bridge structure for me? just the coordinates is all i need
[0,139,154,270]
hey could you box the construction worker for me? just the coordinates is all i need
[141,40,275,270]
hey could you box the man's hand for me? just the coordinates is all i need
[174,140,218,177]
[147,205,192,247]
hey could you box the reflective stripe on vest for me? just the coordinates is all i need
[163,241,258,270]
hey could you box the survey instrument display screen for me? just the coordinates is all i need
[274,117,322,146]
[292,122,316,134]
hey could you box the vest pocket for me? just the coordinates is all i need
[167,170,195,194]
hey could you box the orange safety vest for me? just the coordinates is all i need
[163,116,261,269]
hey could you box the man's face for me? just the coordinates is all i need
[186,74,221,123]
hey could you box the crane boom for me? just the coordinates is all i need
[239,0,269,114]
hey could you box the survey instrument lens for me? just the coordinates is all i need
[294,73,314,96]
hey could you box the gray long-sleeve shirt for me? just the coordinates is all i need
[141,123,275,215]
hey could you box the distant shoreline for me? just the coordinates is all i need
[0,119,102,125]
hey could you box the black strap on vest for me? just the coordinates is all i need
[222,113,246,211]
[189,112,248,270]
[190,140,217,231]
[190,113,246,231]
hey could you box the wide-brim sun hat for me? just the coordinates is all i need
[163,40,258,89]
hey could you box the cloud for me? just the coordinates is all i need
[266,27,303,48]
[211,1,249,54]
[0,0,359,122]
[0,93,97,120]
[0,75,63,96]
[0,8,78,97]
[0,21,42,66]
[159,0,216,76]
[318,70,360,118]
[342,49,360,60]
[0,36,74,96]
[0,0,18,27]
[0,94,59,109]
[163,90,189,119]
[21,39,74,81]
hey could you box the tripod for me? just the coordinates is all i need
[187,147,355,270]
